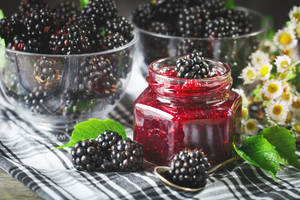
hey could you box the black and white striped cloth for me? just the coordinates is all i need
[0,93,300,200]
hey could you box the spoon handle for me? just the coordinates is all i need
[208,157,238,174]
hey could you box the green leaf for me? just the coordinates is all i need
[101,27,106,37]
[234,135,281,180]
[251,84,262,100]
[225,0,235,10]
[0,9,5,47]
[56,118,126,149]
[259,126,300,169]
[80,0,89,10]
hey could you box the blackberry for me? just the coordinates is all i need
[71,139,106,171]
[105,17,134,41]
[49,24,92,55]
[24,86,48,114]
[33,57,60,85]
[204,17,239,38]
[177,6,207,37]
[223,9,253,35]
[78,56,118,98]
[52,0,79,27]
[110,138,144,172]
[149,21,173,35]
[7,34,41,53]
[96,130,122,150]
[18,0,47,15]
[199,0,225,16]
[154,0,186,20]
[101,33,127,50]
[169,149,211,188]
[132,3,156,29]
[174,51,216,79]
[0,13,25,42]
[24,8,55,38]
[81,0,118,25]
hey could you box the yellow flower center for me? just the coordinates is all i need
[294,124,300,134]
[242,109,248,118]
[267,83,279,94]
[246,121,256,131]
[246,70,255,80]
[280,60,289,69]
[279,32,292,45]
[257,58,261,63]
[292,100,300,109]
[282,92,290,101]
[260,65,270,77]
[282,49,292,56]
[286,112,292,123]
[272,105,283,115]
[293,13,300,22]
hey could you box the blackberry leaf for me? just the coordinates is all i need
[259,126,300,169]
[57,118,126,149]
[80,0,90,10]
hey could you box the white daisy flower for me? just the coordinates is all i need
[266,101,289,124]
[240,65,256,84]
[244,119,259,135]
[250,50,270,67]
[275,55,291,73]
[288,20,300,38]
[263,80,283,99]
[281,47,300,62]
[261,40,277,52]
[274,27,298,50]
[290,96,300,118]
[289,6,300,23]
[281,84,293,105]
[256,63,272,81]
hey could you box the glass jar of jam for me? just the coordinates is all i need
[133,56,242,166]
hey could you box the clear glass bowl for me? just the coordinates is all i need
[0,35,137,131]
[135,7,269,86]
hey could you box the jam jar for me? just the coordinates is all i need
[133,56,242,166]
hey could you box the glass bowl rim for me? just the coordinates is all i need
[134,6,269,41]
[0,32,138,58]
[148,56,231,83]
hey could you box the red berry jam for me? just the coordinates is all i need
[133,57,242,166]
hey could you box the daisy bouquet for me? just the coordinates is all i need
[239,6,300,140]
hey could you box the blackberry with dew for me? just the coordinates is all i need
[81,0,118,26]
[174,51,217,79]
[0,13,26,43]
[71,139,107,171]
[204,17,239,38]
[101,33,127,50]
[110,138,144,172]
[105,16,134,41]
[222,9,253,35]
[52,0,79,28]
[7,34,41,53]
[33,57,61,85]
[198,0,225,17]
[96,130,122,150]
[149,21,174,35]
[23,86,48,114]
[169,149,211,188]
[132,3,157,29]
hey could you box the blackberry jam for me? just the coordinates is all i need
[133,57,241,166]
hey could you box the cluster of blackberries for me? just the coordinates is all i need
[168,149,211,188]
[72,130,144,172]
[0,0,134,54]
[174,51,217,79]
[133,0,252,38]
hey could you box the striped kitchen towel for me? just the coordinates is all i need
[0,94,300,200]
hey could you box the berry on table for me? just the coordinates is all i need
[96,130,123,150]
[169,149,211,188]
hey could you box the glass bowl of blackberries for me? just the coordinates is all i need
[132,0,269,86]
[0,0,136,130]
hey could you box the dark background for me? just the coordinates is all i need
[0,0,299,29]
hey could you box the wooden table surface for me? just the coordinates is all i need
[0,168,41,200]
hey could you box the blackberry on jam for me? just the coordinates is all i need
[204,17,239,38]
[175,51,216,79]
[177,6,205,37]
[101,33,127,50]
[149,21,173,35]
[49,24,92,55]
[110,138,144,172]
[71,139,106,171]
[169,149,211,188]
[81,0,118,25]
[18,0,47,15]
[105,17,134,41]
[7,34,41,53]
[24,8,55,40]
[52,0,79,27]
[132,3,156,29]
[96,130,122,150]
